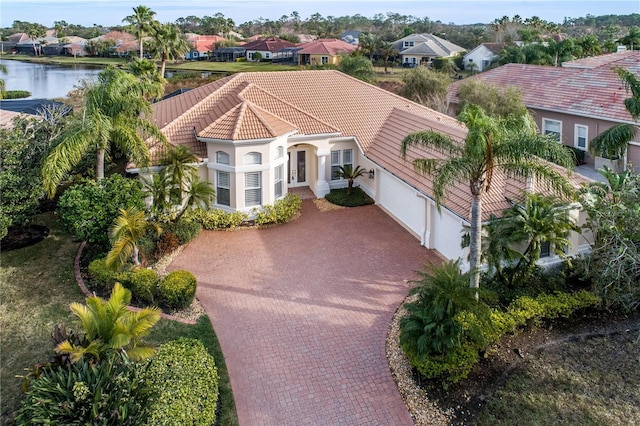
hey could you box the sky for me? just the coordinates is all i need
[1,0,639,29]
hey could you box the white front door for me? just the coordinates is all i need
[288,149,307,187]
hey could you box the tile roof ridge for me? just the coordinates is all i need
[236,77,341,132]
[232,102,250,139]
[244,101,299,133]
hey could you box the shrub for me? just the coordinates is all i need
[161,219,202,245]
[58,175,145,248]
[88,257,116,291]
[1,90,31,99]
[565,145,586,165]
[159,270,197,310]
[143,338,219,426]
[117,268,159,304]
[325,187,374,207]
[185,208,248,229]
[405,340,479,385]
[254,193,302,225]
[155,232,180,258]
[16,353,150,425]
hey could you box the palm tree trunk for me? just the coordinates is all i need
[160,52,167,78]
[139,38,144,59]
[132,245,141,266]
[96,148,105,180]
[469,191,482,295]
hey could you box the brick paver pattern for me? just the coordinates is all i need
[170,200,443,425]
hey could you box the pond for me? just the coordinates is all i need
[0,59,103,100]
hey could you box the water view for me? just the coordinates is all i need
[0,59,102,100]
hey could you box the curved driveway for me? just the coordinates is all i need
[169,200,442,425]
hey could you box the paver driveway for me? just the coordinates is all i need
[169,200,443,425]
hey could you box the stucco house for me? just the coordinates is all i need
[448,50,640,173]
[296,39,357,66]
[392,34,465,67]
[241,37,297,61]
[134,70,589,268]
[463,43,506,72]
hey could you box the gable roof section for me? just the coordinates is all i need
[448,52,640,123]
[395,34,465,57]
[296,39,357,56]
[242,37,297,52]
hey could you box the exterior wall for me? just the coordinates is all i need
[377,170,425,240]
[401,54,428,65]
[246,49,274,61]
[308,53,340,66]
[463,46,497,72]
[628,142,640,173]
[431,206,468,266]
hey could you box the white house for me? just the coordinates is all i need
[392,34,465,67]
[463,43,506,72]
[137,70,590,268]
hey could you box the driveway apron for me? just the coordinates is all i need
[169,200,443,425]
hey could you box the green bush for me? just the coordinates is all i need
[159,270,197,310]
[1,90,31,100]
[58,175,145,248]
[161,219,202,245]
[404,340,479,385]
[565,145,586,165]
[325,187,374,207]
[143,338,219,426]
[88,257,116,291]
[16,353,150,425]
[185,208,248,229]
[117,268,159,304]
[254,193,302,225]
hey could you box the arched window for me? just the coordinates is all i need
[216,151,230,165]
[244,152,262,165]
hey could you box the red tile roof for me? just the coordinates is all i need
[241,37,297,52]
[188,35,225,53]
[448,51,640,124]
[296,39,357,56]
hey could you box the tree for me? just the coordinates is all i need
[56,283,160,362]
[106,207,160,270]
[0,62,7,96]
[176,177,216,220]
[590,67,640,160]
[336,165,367,195]
[25,23,46,56]
[151,22,191,78]
[127,58,165,101]
[379,41,397,74]
[401,104,575,292]
[617,26,640,50]
[358,32,380,60]
[399,67,452,113]
[455,79,528,118]
[122,5,158,59]
[42,67,166,197]
[338,55,376,84]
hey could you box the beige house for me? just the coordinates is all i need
[296,39,357,66]
[137,70,590,266]
[448,51,640,173]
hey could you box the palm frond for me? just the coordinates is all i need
[401,130,461,159]
[589,123,638,159]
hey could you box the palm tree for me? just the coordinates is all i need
[617,26,640,50]
[590,67,640,160]
[401,103,575,292]
[26,23,46,56]
[141,170,172,220]
[501,193,579,285]
[358,32,380,60]
[122,5,158,59]
[127,58,165,101]
[160,145,199,204]
[336,164,367,195]
[379,41,397,74]
[175,177,216,220]
[151,23,191,78]
[56,282,160,363]
[42,67,166,197]
[477,215,521,285]
[106,206,160,270]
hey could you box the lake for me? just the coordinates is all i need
[0,59,103,100]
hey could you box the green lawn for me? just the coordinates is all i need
[0,212,237,425]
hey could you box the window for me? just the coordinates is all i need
[321,56,329,64]
[277,146,284,158]
[403,41,414,48]
[575,125,588,150]
[274,165,283,198]
[216,151,229,165]
[265,52,270,59]
[216,171,230,206]
[540,241,551,258]
[245,172,261,206]
[244,152,262,165]
[543,119,562,142]
[330,148,354,181]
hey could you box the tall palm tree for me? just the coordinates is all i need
[160,145,199,203]
[358,32,380,60]
[379,41,397,74]
[127,58,165,101]
[151,23,191,78]
[122,5,157,59]
[590,67,640,160]
[42,67,167,197]
[56,282,160,363]
[401,104,575,292]
[106,206,159,270]
[617,26,640,50]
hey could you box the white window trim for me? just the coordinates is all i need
[330,148,354,181]
[542,118,562,143]
[216,151,230,165]
[574,124,588,151]
[216,170,231,207]
[244,171,262,207]
[274,164,283,199]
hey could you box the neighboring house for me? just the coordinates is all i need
[89,31,136,57]
[134,70,589,267]
[463,43,506,72]
[273,46,302,64]
[187,34,224,56]
[212,46,247,62]
[448,51,640,173]
[296,39,357,66]
[340,30,361,45]
[241,37,297,61]
[1,32,29,52]
[392,33,465,67]
[297,34,317,44]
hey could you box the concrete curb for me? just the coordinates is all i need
[74,241,196,325]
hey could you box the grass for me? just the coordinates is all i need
[0,212,238,426]
[475,330,640,425]
[325,187,375,207]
